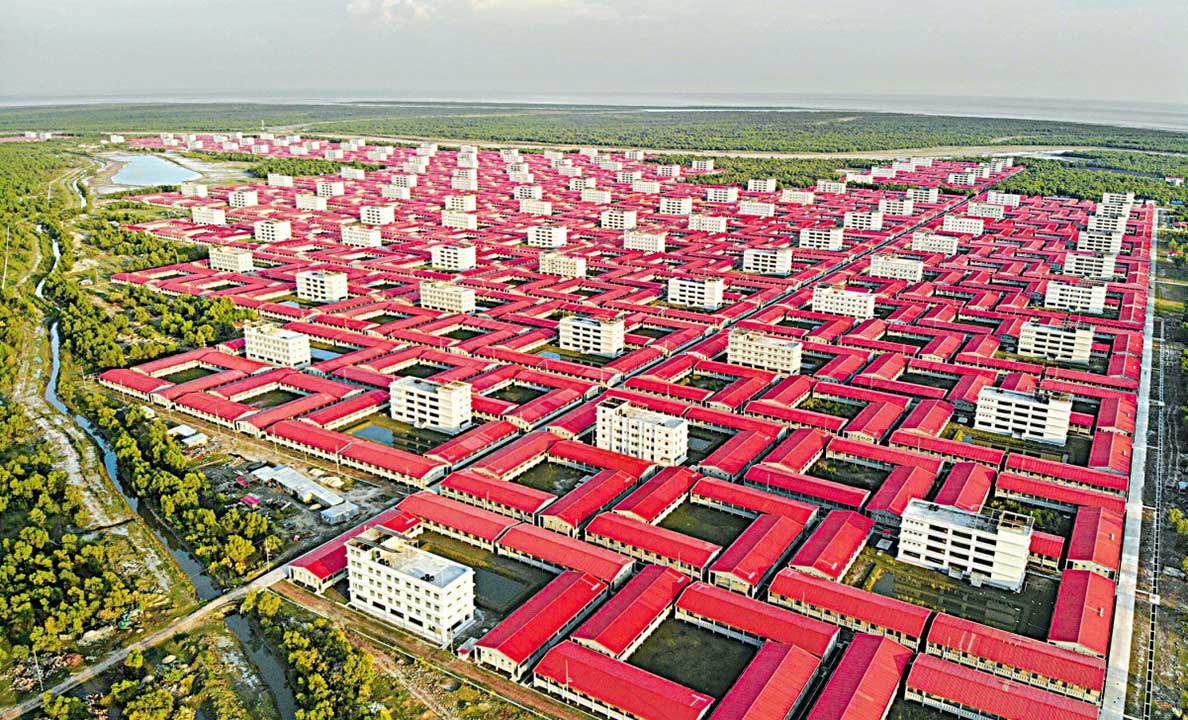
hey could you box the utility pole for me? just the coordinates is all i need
[2,225,9,292]
[31,649,45,694]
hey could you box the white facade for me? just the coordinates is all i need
[655,164,682,178]
[253,219,292,243]
[296,194,328,212]
[1064,253,1117,279]
[209,246,254,273]
[519,199,554,216]
[1018,322,1094,364]
[975,387,1073,444]
[1044,282,1107,314]
[559,315,625,357]
[347,530,474,646]
[965,202,1006,220]
[513,184,543,200]
[420,281,476,313]
[316,180,345,198]
[624,230,666,253]
[601,209,638,230]
[361,205,396,226]
[632,180,661,194]
[341,167,366,181]
[878,198,915,216]
[941,215,985,236]
[727,330,803,374]
[737,200,775,218]
[539,252,587,279]
[748,178,777,193]
[658,196,693,215]
[691,159,714,172]
[688,214,728,234]
[441,210,479,231]
[431,244,477,272]
[781,190,816,205]
[907,187,940,204]
[228,190,258,210]
[898,500,1033,592]
[799,227,845,251]
[391,174,419,189]
[615,170,642,184]
[1087,214,1128,234]
[911,231,959,255]
[266,173,294,188]
[811,285,875,319]
[390,377,472,434]
[527,225,568,248]
[296,270,349,302]
[595,398,688,466]
[706,186,739,203]
[816,180,847,194]
[986,191,1022,207]
[844,211,884,231]
[581,188,613,205]
[445,195,478,212]
[869,254,924,282]
[667,276,725,310]
[742,247,794,276]
[180,182,208,198]
[244,321,311,367]
[191,206,227,225]
[341,224,383,248]
[1076,231,1124,255]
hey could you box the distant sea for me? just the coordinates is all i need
[1,91,1185,133]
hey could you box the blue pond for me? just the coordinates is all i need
[111,153,200,186]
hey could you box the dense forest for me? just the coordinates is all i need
[4,102,1188,153]
[996,157,1188,205]
[646,154,881,190]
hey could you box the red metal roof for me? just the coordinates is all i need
[586,513,721,570]
[1030,530,1065,559]
[1067,506,1123,575]
[806,634,911,720]
[767,569,931,640]
[288,508,420,581]
[933,462,994,513]
[995,472,1126,516]
[906,654,1099,720]
[675,582,838,657]
[440,470,556,516]
[571,564,690,657]
[534,641,714,720]
[1048,569,1115,657]
[476,571,606,665]
[866,465,935,517]
[709,642,820,720]
[499,523,634,585]
[396,491,518,542]
[541,469,637,530]
[613,466,701,523]
[690,477,818,525]
[789,510,873,581]
[709,514,804,587]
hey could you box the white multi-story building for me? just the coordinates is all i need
[615,170,642,185]
[266,173,293,188]
[658,196,693,215]
[108,134,125,144]
[527,225,568,248]
[898,500,1033,592]
[600,209,638,230]
[975,387,1073,444]
[1063,253,1117,279]
[519,199,554,216]
[1102,192,1135,205]
[965,202,1006,220]
[655,164,681,178]
[1018,321,1094,364]
[844,211,884,231]
[799,227,845,251]
[513,184,543,200]
[191,206,227,225]
[706,186,739,203]
[296,270,349,303]
[942,215,985,236]
[595,398,688,466]
[624,230,666,253]
[341,167,366,181]
[392,174,419,189]
[632,179,661,194]
[811,284,875,319]
[737,200,776,218]
[742,247,794,276]
[450,175,478,191]
[581,188,612,205]
[228,190,258,209]
[1044,281,1107,314]
[296,194,328,212]
[209,246,254,273]
[907,187,940,204]
[341,225,382,248]
[559,315,625,357]
[539,252,587,279]
[623,149,646,161]
[347,529,474,646]
[244,321,311,366]
[869,254,924,282]
[667,276,724,310]
[727,330,802,374]
[180,182,208,198]
[911,231,959,255]
[381,185,411,201]
[781,190,815,205]
[692,159,714,172]
[431,244,477,272]
[390,377,472,434]
[444,195,477,212]
[986,191,1022,207]
[878,198,915,216]
[816,180,847,194]
[441,210,479,231]
[947,171,978,186]
[360,205,396,226]
[569,177,597,192]
[253,219,292,243]
[1087,214,1128,234]
[420,281,476,313]
[748,178,777,193]
[316,180,345,198]
[687,214,728,234]
[1076,230,1124,255]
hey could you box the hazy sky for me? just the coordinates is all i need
[2,0,1185,105]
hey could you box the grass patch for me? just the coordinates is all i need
[659,503,750,547]
[987,498,1073,537]
[808,458,888,490]
[444,328,485,341]
[246,389,304,409]
[632,326,672,339]
[487,383,547,405]
[900,372,957,390]
[394,362,444,379]
[801,397,862,419]
[363,312,406,325]
[513,461,587,495]
[160,366,217,384]
[629,618,755,698]
[676,373,731,393]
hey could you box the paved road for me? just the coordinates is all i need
[0,567,287,720]
[1100,210,1158,720]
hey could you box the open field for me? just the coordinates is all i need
[628,619,755,699]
